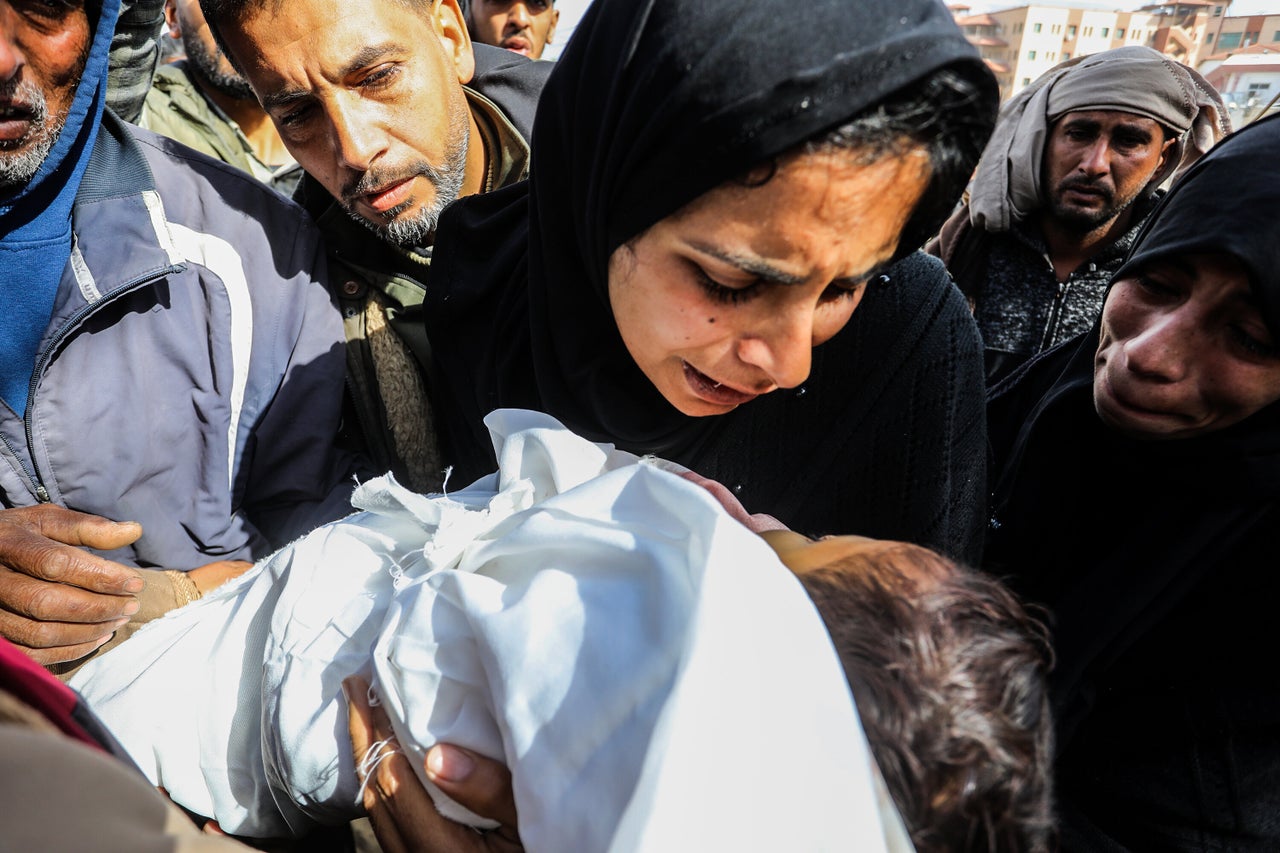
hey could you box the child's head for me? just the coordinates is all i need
[763,532,1055,853]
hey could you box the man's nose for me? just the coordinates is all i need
[328,98,386,174]
[0,9,26,82]
[508,3,533,28]
[1077,139,1111,177]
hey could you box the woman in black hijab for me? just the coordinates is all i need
[986,113,1280,851]
[426,0,998,562]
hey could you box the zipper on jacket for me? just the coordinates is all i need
[0,429,47,501]
[18,264,183,503]
[1039,279,1072,352]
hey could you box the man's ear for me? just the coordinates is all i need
[437,0,476,85]
[164,0,181,39]
[1156,133,1178,172]
[546,7,560,45]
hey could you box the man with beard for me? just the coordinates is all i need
[0,0,355,666]
[197,0,550,493]
[137,0,300,194]
[928,47,1229,384]
[463,0,558,60]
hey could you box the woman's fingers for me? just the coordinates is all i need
[343,676,523,852]
[425,743,519,830]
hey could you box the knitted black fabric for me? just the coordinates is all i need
[675,253,987,561]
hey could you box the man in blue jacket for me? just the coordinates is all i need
[0,0,355,665]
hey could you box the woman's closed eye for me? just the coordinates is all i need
[1136,275,1181,300]
[691,265,762,305]
[1229,323,1279,360]
[691,264,864,307]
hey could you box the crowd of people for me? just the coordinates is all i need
[0,0,1276,851]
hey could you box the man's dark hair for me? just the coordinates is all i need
[799,544,1055,853]
[199,0,431,63]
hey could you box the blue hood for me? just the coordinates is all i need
[0,0,122,414]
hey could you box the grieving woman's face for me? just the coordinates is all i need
[606,147,932,417]
[1094,253,1280,439]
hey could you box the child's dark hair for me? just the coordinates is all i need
[798,543,1055,852]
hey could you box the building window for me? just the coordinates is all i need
[1052,23,1061,33]
[1206,32,1215,42]
[1028,49,1037,59]
[1133,29,1142,39]
[1015,22,1023,33]
[1084,26,1094,36]
[1245,30,1261,46]
[1033,22,1042,32]
[1062,51,1071,59]
[1023,78,1032,85]
[1067,24,1077,37]
[1046,51,1056,60]
[1101,27,1110,36]
[1116,27,1125,38]
[1218,32,1242,49]
[1275,30,1280,41]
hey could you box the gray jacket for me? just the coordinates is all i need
[0,114,354,570]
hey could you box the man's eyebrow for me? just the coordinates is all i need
[261,88,311,111]
[1062,118,1101,133]
[342,43,403,77]
[1114,124,1155,143]
[259,43,404,111]
[689,241,878,288]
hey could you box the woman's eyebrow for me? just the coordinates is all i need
[689,241,881,289]
[688,242,806,286]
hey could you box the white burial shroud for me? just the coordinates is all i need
[72,410,912,852]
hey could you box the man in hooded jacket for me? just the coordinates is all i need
[928,46,1229,384]
[0,0,355,666]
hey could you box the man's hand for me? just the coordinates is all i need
[0,505,144,664]
[345,675,522,853]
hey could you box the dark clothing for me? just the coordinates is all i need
[985,114,1280,851]
[298,46,548,492]
[426,0,994,561]
[931,194,1157,385]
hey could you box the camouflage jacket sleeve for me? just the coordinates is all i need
[106,0,165,123]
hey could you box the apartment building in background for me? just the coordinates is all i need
[952,1,1241,99]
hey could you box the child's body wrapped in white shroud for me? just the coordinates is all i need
[71,410,911,852]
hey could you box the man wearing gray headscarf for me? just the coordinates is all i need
[928,46,1229,384]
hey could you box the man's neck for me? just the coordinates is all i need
[1037,205,1138,283]
[460,106,488,200]
[197,82,294,169]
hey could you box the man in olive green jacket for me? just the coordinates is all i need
[139,0,300,194]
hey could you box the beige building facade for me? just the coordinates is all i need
[953,1,1224,99]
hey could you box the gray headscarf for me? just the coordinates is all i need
[969,45,1230,232]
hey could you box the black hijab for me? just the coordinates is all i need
[986,113,1280,845]
[427,0,989,482]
